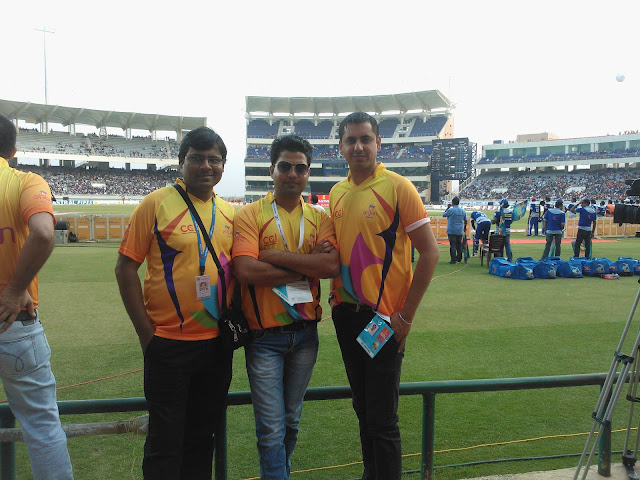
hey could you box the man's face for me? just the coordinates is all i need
[270,151,309,198]
[179,145,225,199]
[339,121,381,174]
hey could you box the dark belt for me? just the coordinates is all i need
[256,320,318,335]
[4,310,38,326]
[338,302,374,313]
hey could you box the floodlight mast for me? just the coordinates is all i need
[34,27,55,105]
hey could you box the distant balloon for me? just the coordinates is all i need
[616,73,626,82]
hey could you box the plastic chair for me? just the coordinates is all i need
[480,234,506,267]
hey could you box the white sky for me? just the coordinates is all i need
[3,0,639,196]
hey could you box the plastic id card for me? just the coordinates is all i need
[271,278,313,306]
[356,314,394,358]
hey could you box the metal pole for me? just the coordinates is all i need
[421,393,436,480]
[598,384,612,477]
[34,27,55,106]
[0,413,16,480]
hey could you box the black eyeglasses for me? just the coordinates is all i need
[275,161,309,175]
[186,155,225,166]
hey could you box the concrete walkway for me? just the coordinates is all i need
[461,463,635,479]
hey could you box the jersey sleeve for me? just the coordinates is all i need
[19,174,54,225]
[396,176,429,232]
[232,204,260,259]
[317,211,337,248]
[118,198,155,264]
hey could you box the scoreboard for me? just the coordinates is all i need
[430,138,475,180]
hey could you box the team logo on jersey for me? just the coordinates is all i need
[33,190,50,203]
[234,231,245,244]
[180,224,196,233]
[262,234,278,247]
[363,204,377,219]
[334,207,344,219]
[223,224,232,238]
[305,232,316,247]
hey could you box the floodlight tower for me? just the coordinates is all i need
[34,26,55,105]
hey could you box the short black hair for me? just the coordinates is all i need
[270,134,313,165]
[452,197,460,205]
[0,114,17,159]
[338,112,379,140]
[555,200,563,208]
[311,194,319,204]
[178,126,227,161]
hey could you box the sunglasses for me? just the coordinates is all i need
[275,161,309,175]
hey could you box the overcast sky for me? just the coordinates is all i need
[3,0,639,196]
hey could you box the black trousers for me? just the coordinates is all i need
[143,336,233,480]
[574,229,593,259]
[448,234,463,262]
[332,305,404,480]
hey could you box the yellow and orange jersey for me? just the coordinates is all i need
[0,158,56,308]
[330,163,429,317]
[232,192,336,330]
[119,179,235,340]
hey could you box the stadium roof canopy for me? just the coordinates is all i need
[246,90,453,117]
[0,99,206,134]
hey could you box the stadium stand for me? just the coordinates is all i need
[410,116,448,137]
[247,119,280,138]
[459,168,640,201]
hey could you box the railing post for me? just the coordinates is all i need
[598,384,612,477]
[421,392,436,480]
[0,413,16,480]
[214,409,228,480]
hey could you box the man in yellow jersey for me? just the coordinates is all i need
[329,112,440,480]
[233,135,339,479]
[0,114,73,479]
[116,127,235,479]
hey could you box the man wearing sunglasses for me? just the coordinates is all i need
[116,126,235,479]
[233,135,339,480]
[329,112,440,480]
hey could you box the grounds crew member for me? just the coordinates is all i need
[116,127,234,479]
[0,114,74,479]
[329,112,439,480]
[571,199,597,259]
[233,135,339,480]
[541,199,566,260]
[470,210,492,256]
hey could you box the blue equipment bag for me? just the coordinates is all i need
[534,260,557,279]
[557,258,584,278]
[583,257,612,277]
[490,257,512,276]
[616,257,637,276]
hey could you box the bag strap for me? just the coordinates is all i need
[173,184,228,314]
[248,285,264,330]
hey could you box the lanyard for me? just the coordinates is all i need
[190,197,216,276]
[271,198,304,252]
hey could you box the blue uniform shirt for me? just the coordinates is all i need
[470,211,491,228]
[494,206,514,234]
[544,208,565,234]
[443,205,467,235]
[529,203,540,218]
[576,206,596,231]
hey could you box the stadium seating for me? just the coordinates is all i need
[410,116,448,137]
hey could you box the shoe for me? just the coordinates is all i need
[472,253,477,257]
[448,261,456,264]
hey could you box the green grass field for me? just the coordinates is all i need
[8,204,640,479]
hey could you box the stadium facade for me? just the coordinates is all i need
[243,91,458,203]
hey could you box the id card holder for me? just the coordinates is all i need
[195,275,212,299]
[356,314,394,359]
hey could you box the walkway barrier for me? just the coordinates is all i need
[0,373,618,480]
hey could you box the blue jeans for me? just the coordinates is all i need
[333,305,404,480]
[473,222,491,254]
[245,324,319,480]
[0,317,73,480]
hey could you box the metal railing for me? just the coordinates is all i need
[0,373,615,480]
